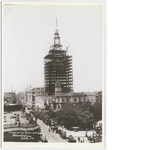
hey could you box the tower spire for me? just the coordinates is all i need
[56,18,58,28]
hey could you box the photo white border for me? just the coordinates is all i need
[1,1,106,149]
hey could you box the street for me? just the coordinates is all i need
[37,119,94,143]
[37,119,67,143]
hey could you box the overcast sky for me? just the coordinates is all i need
[3,3,103,93]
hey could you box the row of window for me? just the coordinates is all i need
[61,97,86,102]
[35,97,87,104]
[32,92,45,95]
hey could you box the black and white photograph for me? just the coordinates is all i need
[2,2,105,148]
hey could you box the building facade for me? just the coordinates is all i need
[85,92,97,104]
[24,87,45,107]
[34,79,87,111]
[44,30,73,95]
[35,92,88,111]
[95,91,102,103]
[34,80,102,111]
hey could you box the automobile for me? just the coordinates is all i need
[42,139,48,143]
[87,135,93,141]
[87,136,95,143]
[10,116,14,119]
[88,135,101,143]
[4,116,6,122]
[68,135,76,143]
[56,129,62,134]
[13,114,17,118]
[10,114,17,119]
[71,127,79,132]
[60,131,66,139]
[95,136,102,142]
[51,122,55,126]
[40,134,48,143]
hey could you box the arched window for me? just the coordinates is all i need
[79,98,81,102]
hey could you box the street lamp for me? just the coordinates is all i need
[85,119,88,137]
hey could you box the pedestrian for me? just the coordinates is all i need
[93,138,96,143]
[85,131,88,137]
[81,140,82,143]
[83,138,84,143]
[78,137,80,142]
[44,136,48,142]
[49,127,51,132]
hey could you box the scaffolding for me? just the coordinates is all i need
[44,30,73,95]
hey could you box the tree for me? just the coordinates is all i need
[77,102,92,112]
[55,103,80,129]
[55,103,94,130]
[78,110,94,129]
[48,108,56,119]
[90,101,102,121]
[45,105,51,110]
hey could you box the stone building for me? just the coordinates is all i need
[35,79,88,111]
[24,87,45,107]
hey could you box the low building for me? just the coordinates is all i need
[84,92,97,104]
[35,95,54,109]
[23,87,45,107]
[35,92,88,111]
[95,91,102,103]
[34,80,88,110]
[34,80,101,111]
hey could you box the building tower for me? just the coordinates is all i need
[44,30,73,95]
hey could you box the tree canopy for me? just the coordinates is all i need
[55,103,94,129]
[32,101,102,130]
[90,101,102,121]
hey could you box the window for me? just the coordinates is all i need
[62,99,65,102]
[79,98,81,102]
[83,98,86,101]
[67,99,69,102]
[74,98,77,102]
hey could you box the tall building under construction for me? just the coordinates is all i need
[44,30,73,95]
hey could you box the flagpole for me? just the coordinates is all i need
[56,18,58,29]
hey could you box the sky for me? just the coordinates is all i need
[3,3,104,93]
